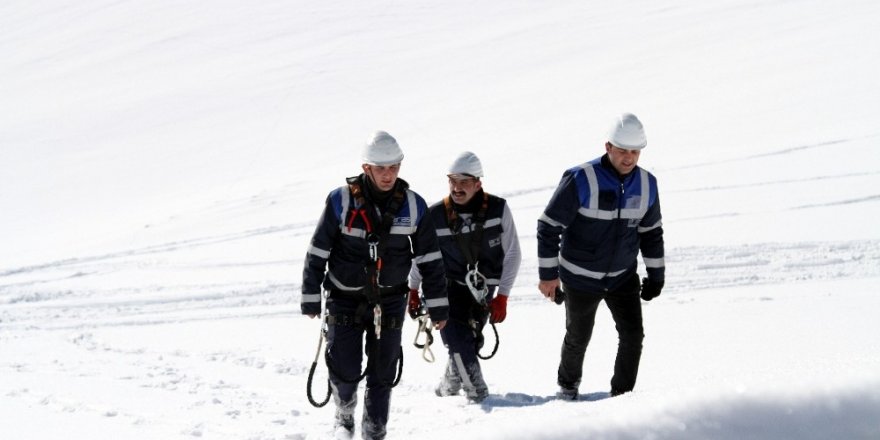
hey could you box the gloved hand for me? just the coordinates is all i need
[489,294,508,323]
[553,287,566,305]
[408,288,422,319]
[640,277,664,301]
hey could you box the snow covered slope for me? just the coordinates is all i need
[2,0,879,439]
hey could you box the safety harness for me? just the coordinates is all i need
[443,191,500,360]
[306,177,408,408]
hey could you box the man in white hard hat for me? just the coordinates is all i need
[302,131,449,439]
[408,151,522,403]
[537,113,666,400]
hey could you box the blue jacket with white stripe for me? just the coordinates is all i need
[537,155,665,293]
[301,175,449,320]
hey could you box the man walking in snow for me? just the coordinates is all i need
[537,113,665,400]
[409,151,522,403]
[301,131,449,439]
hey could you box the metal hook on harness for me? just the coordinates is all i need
[465,263,489,305]
[367,233,380,262]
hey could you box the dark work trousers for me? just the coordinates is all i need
[326,292,405,431]
[440,283,492,365]
[437,283,492,400]
[557,273,644,393]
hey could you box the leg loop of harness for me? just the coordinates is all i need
[323,296,406,388]
[326,313,404,330]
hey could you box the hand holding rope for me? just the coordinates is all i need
[408,289,436,363]
[306,307,331,408]
[413,315,436,362]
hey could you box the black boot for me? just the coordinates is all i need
[361,413,386,440]
[333,394,356,438]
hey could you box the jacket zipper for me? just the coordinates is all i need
[601,180,626,292]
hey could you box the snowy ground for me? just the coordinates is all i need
[2,0,880,439]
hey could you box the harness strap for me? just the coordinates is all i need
[346,208,372,233]
[444,191,491,305]
[345,176,407,306]
[442,191,490,267]
[326,313,405,330]
[328,285,408,299]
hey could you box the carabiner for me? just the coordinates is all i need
[367,233,380,262]
[465,265,489,305]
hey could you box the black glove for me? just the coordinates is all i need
[640,277,664,301]
[553,287,566,305]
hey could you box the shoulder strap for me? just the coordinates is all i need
[346,176,407,305]
[346,176,406,241]
[443,192,490,266]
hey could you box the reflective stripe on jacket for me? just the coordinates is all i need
[537,155,665,293]
[301,175,449,319]
[409,193,522,296]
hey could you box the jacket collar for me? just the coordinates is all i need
[600,154,636,181]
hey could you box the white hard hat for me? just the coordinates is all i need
[448,151,484,178]
[361,131,404,165]
[607,113,647,150]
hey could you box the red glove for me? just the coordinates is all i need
[408,289,422,319]
[489,294,508,323]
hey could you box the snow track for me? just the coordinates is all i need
[3,228,878,329]
[3,0,880,437]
